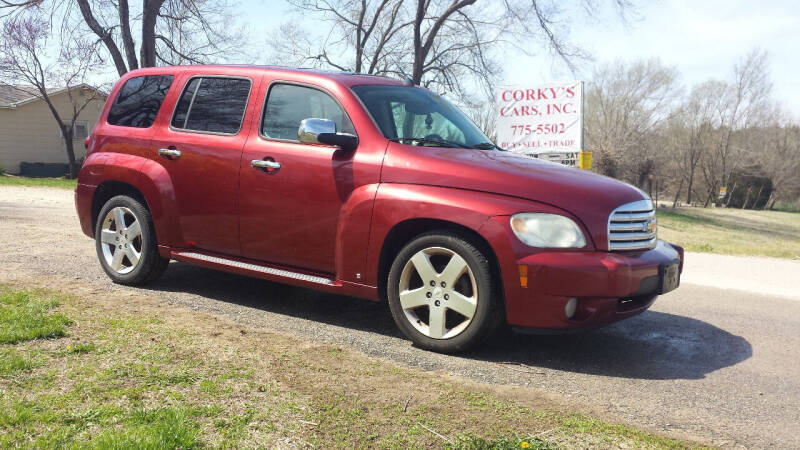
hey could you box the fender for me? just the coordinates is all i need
[89,152,183,248]
[362,183,578,287]
[334,183,379,284]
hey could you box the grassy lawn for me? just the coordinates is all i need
[657,206,800,259]
[0,284,705,449]
[0,174,77,189]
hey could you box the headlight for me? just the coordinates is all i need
[510,213,587,248]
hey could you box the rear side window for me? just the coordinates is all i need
[261,84,355,141]
[107,75,174,128]
[170,77,251,134]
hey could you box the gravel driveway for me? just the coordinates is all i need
[2,185,799,448]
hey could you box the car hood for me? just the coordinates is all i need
[381,143,647,250]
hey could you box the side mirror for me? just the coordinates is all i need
[298,118,358,151]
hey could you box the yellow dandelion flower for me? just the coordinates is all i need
[521,442,530,449]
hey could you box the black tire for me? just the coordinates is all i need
[387,231,502,353]
[94,195,169,285]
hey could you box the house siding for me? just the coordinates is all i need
[0,90,105,174]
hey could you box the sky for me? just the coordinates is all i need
[238,0,800,117]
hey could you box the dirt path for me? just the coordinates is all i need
[2,185,800,448]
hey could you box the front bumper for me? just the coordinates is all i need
[505,240,683,330]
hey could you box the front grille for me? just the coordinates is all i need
[608,199,657,251]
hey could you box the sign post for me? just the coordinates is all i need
[495,81,588,168]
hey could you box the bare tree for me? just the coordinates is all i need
[0,0,39,19]
[0,14,103,178]
[740,106,800,210]
[464,100,497,141]
[68,0,249,76]
[272,0,633,102]
[270,0,408,77]
[703,49,772,204]
[584,58,681,184]
[670,81,725,204]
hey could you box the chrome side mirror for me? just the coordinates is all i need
[298,118,358,151]
[298,118,336,144]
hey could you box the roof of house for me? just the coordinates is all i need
[0,84,105,109]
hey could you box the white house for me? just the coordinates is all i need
[0,84,106,175]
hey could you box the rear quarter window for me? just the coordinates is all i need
[170,77,252,135]
[107,75,174,128]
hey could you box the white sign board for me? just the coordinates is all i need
[495,81,583,155]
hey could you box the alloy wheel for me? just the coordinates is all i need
[99,206,142,274]
[398,246,478,339]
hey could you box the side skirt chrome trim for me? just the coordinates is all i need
[173,251,335,286]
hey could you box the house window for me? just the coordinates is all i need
[73,122,89,140]
[61,122,89,140]
[58,121,89,141]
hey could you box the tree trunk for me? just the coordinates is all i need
[140,0,165,67]
[763,191,774,210]
[686,166,695,204]
[724,181,738,207]
[62,125,78,179]
[750,185,764,209]
[672,178,684,208]
[654,179,659,206]
[118,0,139,71]
[741,186,753,209]
[76,0,129,76]
[703,183,716,208]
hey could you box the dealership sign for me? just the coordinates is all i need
[495,81,583,155]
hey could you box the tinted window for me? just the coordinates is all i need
[170,78,200,129]
[262,84,355,141]
[107,75,174,128]
[171,77,251,134]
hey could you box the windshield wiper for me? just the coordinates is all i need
[390,137,470,149]
[471,142,503,151]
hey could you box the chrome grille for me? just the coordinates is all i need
[608,199,657,251]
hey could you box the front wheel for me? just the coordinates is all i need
[95,195,168,285]
[387,231,501,353]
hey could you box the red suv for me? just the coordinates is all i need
[75,65,683,353]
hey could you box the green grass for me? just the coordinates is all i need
[450,435,554,449]
[0,348,41,376]
[0,289,72,344]
[85,408,200,449]
[657,206,800,259]
[0,174,77,189]
[0,284,705,449]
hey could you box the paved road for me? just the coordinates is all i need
[2,185,799,448]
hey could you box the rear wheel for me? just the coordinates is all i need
[95,195,168,285]
[387,231,500,353]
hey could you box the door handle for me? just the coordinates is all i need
[158,148,182,159]
[251,159,281,170]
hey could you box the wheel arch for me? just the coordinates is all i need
[92,180,150,232]
[376,218,504,311]
[88,154,182,248]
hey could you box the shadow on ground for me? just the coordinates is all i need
[148,261,751,381]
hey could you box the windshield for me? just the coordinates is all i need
[351,84,494,148]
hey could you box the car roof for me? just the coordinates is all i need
[123,65,406,88]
